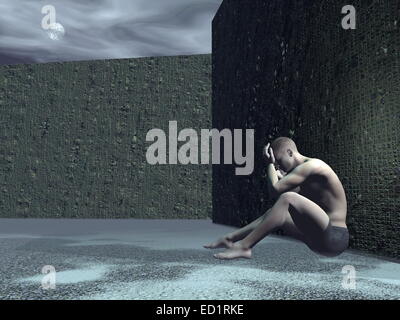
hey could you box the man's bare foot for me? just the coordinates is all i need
[203,236,234,249]
[213,242,252,260]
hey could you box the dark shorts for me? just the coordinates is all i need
[319,222,349,256]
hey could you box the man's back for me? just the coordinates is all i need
[299,158,347,227]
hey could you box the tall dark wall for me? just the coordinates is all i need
[212,0,399,258]
[0,54,212,219]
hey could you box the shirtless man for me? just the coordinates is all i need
[204,136,349,259]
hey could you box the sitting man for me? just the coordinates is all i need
[204,136,349,259]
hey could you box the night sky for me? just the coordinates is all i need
[0,0,222,65]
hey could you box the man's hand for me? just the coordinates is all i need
[263,143,276,165]
[276,169,284,179]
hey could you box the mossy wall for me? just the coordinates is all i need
[0,54,212,218]
[212,0,399,258]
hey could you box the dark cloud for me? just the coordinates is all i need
[0,0,221,65]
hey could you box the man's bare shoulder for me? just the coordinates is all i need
[307,158,335,176]
[289,158,324,177]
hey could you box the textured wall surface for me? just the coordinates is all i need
[0,54,212,218]
[212,0,399,258]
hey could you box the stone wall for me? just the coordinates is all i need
[0,54,212,218]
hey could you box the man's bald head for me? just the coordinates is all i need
[270,137,298,157]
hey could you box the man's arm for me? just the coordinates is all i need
[267,163,279,199]
[271,160,320,196]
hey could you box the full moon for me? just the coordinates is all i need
[47,23,65,40]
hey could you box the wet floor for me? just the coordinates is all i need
[0,219,398,300]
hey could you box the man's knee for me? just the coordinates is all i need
[277,192,297,204]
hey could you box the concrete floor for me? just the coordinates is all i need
[0,219,399,300]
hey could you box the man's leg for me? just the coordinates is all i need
[279,212,321,252]
[213,192,330,259]
[226,208,272,242]
[204,208,272,249]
